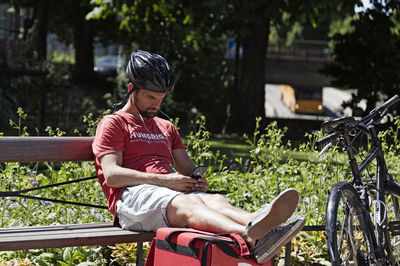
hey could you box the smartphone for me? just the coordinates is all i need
[191,166,227,194]
[191,166,208,179]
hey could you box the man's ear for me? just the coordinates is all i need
[128,83,134,92]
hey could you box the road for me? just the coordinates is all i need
[265,84,355,119]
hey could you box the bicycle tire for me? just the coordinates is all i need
[326,181,377,265]
[363,178,400,264]
[383,189,400,264]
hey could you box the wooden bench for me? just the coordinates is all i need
[0,137,155,265]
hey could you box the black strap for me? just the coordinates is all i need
[0,175,107,209]
[202,240,211,266]
[9,175,98,194]
[189,235,240,266]
[164,229,221,242]
[165,229,241,258]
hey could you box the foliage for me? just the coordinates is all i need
[2,110,400,265]
[277,231,330,265]
[321,0,400,114]
[3,50,100,135]
[82,110,111,137]
[185,116,214,165]
[8,108,29,136]
[86,0,361,133]
[1,0,374,135]
[0,110,112,264]
[87,0,235,132]
[108,242,150,265]
[0,83,18,130]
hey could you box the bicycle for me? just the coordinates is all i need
[317,94,400,265]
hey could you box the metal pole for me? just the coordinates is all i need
[285,241,291,266]
[136,242,143,266]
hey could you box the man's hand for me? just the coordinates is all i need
[194,177,208,192]
[162,173,208,192]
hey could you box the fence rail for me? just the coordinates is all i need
[267,40,331,60]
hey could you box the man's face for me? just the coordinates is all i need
[133,89,166,119]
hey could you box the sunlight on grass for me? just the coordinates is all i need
[207,138,251,158]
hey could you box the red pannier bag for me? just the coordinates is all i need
[145,227,273,266]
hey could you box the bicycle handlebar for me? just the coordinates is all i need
[317,94,399,148]
[359,95,400,124]
[378,94,400,111]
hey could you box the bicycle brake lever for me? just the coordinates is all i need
[370,108,389,125]
[319,142,333,158]
[380,112,393,124]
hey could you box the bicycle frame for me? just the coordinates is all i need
[321,94,400,264]
[342,121,396,260]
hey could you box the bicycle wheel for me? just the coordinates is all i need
[326,181,376,265]
[384,189,400,264]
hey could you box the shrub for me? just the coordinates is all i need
[1,110,400,265]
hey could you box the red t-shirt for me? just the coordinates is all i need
[92,110,186,216]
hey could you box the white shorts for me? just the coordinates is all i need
[116,184,183,231]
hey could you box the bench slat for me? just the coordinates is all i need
[0,137,94,162]
[0,223,155,251]
[0,222,112,233]
[2,226,132,238]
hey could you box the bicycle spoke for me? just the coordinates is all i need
[385,194,400,263]
[338,205,348,252]
[326,183,376,265]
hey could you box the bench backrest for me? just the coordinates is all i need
[0,137,95,162]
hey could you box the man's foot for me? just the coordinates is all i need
[245,188,299,240]
[252,218,305,264]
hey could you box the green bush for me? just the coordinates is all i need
[1,109,400,265]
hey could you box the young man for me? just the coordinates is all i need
[92,50,304,263]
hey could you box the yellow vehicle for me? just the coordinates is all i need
[280,85,324,114]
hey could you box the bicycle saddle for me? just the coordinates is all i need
[321,116,357,133]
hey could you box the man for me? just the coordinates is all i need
[92,50,304,263]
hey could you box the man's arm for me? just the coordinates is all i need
[172,149,208,192]
[100,151,203,192]
[171,148,195,176]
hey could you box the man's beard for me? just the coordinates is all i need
[132,95,158,119]
[139,108,158,119]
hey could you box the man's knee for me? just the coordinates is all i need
[166,194,205,226]
[206,193,227,203]
[199,193,230,207]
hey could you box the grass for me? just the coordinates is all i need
[204,137,340,164]
[207,137,251,158]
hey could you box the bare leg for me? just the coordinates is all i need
[166,190,299,245]
[166,193,253,242]
[197,193,252,226]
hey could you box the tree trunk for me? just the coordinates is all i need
[73,8,94,80]
[33,0,48,60]
[229,17,270,133]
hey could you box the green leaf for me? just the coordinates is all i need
[183,14,191,24]
[86,6,105,20]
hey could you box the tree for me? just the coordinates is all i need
[87,0,235,131]
[0,0,120,132]
[32,0,48,60]
[214,0,359,132]
[48,0,96,80]
[321,0,400,113]
[87,0,360,133]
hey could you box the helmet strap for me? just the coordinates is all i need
[112,86,135,111]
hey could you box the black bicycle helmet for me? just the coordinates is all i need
[126,50,175,93]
